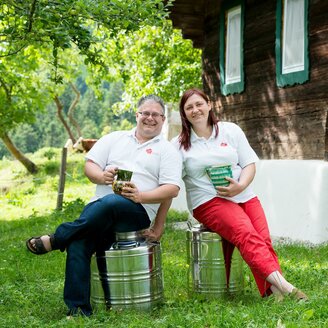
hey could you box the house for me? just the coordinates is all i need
[168,0,328,243]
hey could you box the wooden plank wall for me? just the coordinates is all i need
[202,0,328,160]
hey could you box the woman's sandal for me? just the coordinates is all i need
[26,234,55,255]
[289,288,309,302]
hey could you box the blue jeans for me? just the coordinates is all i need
[53,194,150,314]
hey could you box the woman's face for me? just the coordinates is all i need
[183,94,211,126]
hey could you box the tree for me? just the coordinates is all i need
[0,0,172,172]
[53,81,83,145]
[0,1,202,172]
[0,47,52,172]
[89,21,202,112]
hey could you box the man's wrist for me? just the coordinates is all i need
[138,191,144,203]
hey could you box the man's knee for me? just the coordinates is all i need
[67,239,95,259]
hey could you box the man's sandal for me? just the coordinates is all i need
[26,234,55,255]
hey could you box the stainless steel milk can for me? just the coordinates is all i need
[186,224,244,296]
[91,230,164,310]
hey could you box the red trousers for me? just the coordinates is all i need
[193,196,281,297]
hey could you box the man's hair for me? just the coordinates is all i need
[137,95,165,114]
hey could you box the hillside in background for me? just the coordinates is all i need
[0,147,94,221]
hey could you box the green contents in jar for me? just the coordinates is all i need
[112,169,133,194]
[205,164,232,187]
[117,169,133,181]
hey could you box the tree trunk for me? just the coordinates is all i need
[54,95,77,144]
[68,82,82,138]
[1,132,38,174]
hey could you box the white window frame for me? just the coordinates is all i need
[282,0,305,74]
[219,0,245,96]
[275,0,309,87]
[225,6,242,85]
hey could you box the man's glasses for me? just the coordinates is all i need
[138,111,164,119]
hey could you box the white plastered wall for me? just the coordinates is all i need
[171,160,328,244]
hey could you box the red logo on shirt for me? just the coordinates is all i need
[220,142,228,147]
[146,148,153,154]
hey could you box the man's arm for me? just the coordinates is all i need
[84,160,117,185]
[143,199,172,241]
[121,183,179,204]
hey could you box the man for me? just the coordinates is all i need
[26,95,182,317]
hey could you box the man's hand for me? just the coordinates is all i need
[103,167,118,185]
[142,199,171,242]
[142,227,163,242]
[121,182,142,203]
[85,160,118,185]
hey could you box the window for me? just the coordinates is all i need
[219,0,245,95]
[276,0,309,87]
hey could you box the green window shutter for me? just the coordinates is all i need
[219,0,245,96]
[276,0,309,87]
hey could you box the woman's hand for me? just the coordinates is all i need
[216,178,244,197]
[121,182,142,203]
[216,163,256,198]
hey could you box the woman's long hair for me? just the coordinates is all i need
[178,88,219,151]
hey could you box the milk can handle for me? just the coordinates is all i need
[113,241,140,249]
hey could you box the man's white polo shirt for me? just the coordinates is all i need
[86,128,182,221]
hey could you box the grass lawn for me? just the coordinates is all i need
[0,149,327,327]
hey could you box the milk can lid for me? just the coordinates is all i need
[115,230,145,242]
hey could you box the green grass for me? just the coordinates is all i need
[0,148,94,221]
[0,149,328,327]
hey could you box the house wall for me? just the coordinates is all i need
[163,109,328,244]
[202,0,328,160]
[167,0,328,244]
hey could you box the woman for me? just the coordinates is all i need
[172,88,307,301]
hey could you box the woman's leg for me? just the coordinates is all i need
[193,197,280,296]
[240,197,281,296]
[240,197,308,299]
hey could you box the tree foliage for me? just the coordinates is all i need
[0,47,51,134]
[0,0,172,119]
[0,0,170,59]
[87,21,202,111]
[0,0,172,172]
[0,1,203,174]
[117,21,202,103]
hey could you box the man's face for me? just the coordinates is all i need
[135,100,165,141]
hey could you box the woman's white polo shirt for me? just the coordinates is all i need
[172,122,258,213]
